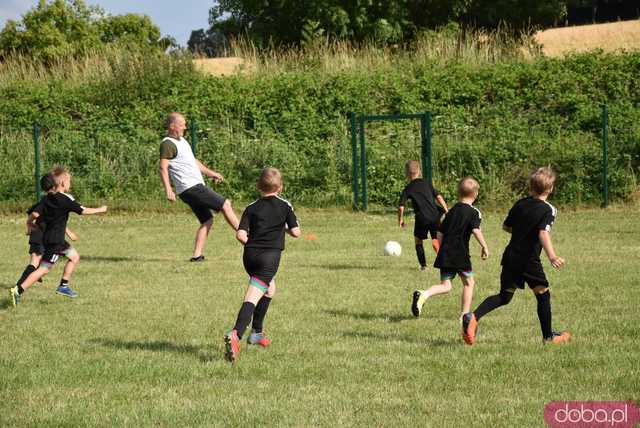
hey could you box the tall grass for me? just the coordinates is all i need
[228,26,540,74]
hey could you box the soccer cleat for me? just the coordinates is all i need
[190,255,205,262]
[411,291,427,317]
[247,330,271,347]
[462,312,478,345]
[8,287,20,307]
[224,329,240,362]
[544,331,571,345]
[419,266,427,272]
[55,286,78,298]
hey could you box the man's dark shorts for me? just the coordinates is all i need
[179,184,226,224]
[500,261,549,290]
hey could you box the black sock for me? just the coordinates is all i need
[233,302,256,339]
[16,264,37,286]
[59,279,69,288]
[536,291,553,339]
[474,289,514,321]
[415,244,426,267]
[251,296,272,333]
[17,284,24,295]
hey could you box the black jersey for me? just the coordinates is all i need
[26,198,46,244]
[33,192,83,248]
[434,202,482,271]
[239,196,299,250]
[501,197,557,271]
[399,178,441,223]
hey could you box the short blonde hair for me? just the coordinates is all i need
[257,167,282,193]
[528,166,556,195]
[165,112,185,130]
[51,166,70,188]
[458,176,479,198]
[405,160,421,178]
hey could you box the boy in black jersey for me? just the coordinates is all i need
[411,177,489,319]
[8,167,107,307]
[224,167,300,363]
[462,167,569,345]
[398,160,448,271]
[15,173,78,287]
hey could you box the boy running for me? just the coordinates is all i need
[462,167,570,345]
[398,160,448,271]
[8,167,107,306]
[224,167,301,363]
[411,177,489,318]
[159,112,239,262]
[15,173,77,287]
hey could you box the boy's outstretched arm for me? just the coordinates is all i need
[436,195,449,213]
[472,228,489,259]
[539,230,564,268]
[398,206,405,227]
[287,226,301,238]
[65,228,78,241]
[81,206,107,215]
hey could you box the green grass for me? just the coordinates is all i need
[1,207,638,427]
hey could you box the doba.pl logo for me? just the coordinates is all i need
[545,401,640,428]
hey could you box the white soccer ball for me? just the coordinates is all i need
[383,241,402,256]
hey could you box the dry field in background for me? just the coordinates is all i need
[535,20,640,57]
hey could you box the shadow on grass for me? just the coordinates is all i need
[81,255,175,263]
[88,338,219,362]
[342,330,457,347]
[302,263,373,271]
[325,309,414,323]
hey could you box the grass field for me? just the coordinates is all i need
[1,207,638,427]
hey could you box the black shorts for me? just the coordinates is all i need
[41,242,77,269]
[243,247,281,288]
[179,184,226,224]
[29,230,44,255]
[500,261,548,290]
[414,216,439,240]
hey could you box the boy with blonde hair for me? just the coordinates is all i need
[8,167,107,306]
[398,160,448,271]
[462,166,570,345]
[411,177,489,319]
[224,167,301,363]
[159,112,239,261]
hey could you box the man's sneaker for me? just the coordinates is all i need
[190,255,205,262]
[224,329,240,362]
[419,266,427,272]
[411,291,426,317]
[544,331,571,345]
[8,287,20,307]
[462,312,478,345]
[247,330,271,347]
[55,286,78,298]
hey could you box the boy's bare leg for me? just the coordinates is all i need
[221,200,239,231]
[193,218,213,258]
[423,280,453,298]
[18,267,50,291]
[460,276,475,316]
[61,252,80,282]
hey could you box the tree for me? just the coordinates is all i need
[187,28,228,57]
[0,0,169,62]
[205,0,570,46]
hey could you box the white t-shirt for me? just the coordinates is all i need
[160,136,204,194]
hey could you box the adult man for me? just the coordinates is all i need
[159,112,239,261]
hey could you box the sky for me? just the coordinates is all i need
[0,0,213,46]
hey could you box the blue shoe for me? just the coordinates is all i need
[247,330,271,347]
[56,286,78,298]
[8,287,20,307]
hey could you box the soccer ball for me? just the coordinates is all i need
[383,241,402,256]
